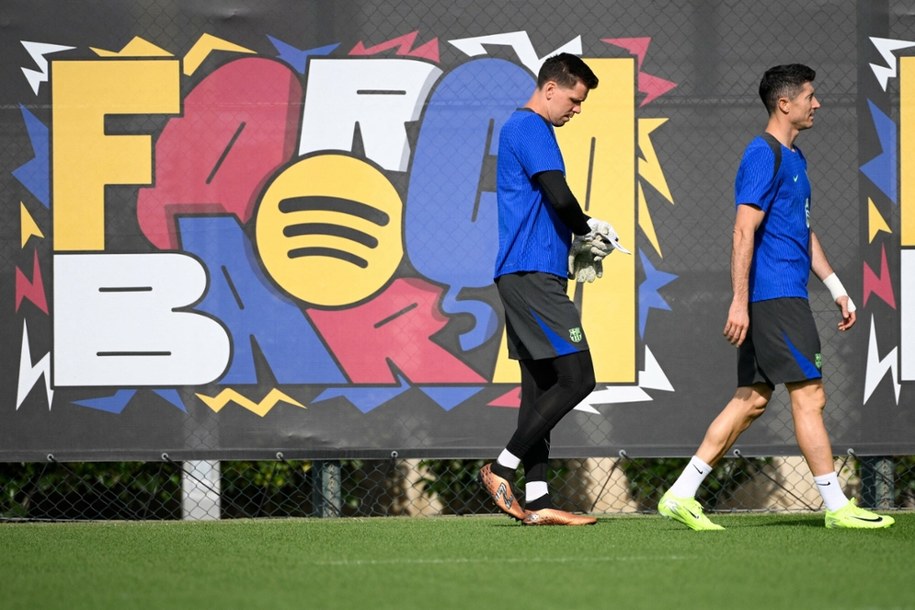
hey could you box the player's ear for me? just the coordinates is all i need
[543,80,556,98]
[777,96,790,114]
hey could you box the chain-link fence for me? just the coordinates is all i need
[1,1,913,522]
[2,455,913,521]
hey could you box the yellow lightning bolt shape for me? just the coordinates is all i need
[637,118,674,257]
[197,388,306,417]
[20,202,44,249]
[91,36,173,57]
[868,197,892,243]
[184,33,256,76]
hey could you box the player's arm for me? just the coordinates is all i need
[534,170,591,235]
[724,204,764,347]
[810,231,856,331]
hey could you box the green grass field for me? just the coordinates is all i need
[2,512,913,610]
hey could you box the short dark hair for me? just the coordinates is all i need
[759,64,816,114]
[537,53,599,90]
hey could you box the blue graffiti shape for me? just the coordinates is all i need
[405,58,533,351]
[73,389,187,413]
[860,99,897,204]
[178,215,345,385]
[153,389,188,412]
[267,36,339,75]
[638,250,677,339]
[314,374,411,414]
[418,385,484,411]
[73,389,137,414]
[13,105,50,207]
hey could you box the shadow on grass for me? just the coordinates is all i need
[716,515,823,528]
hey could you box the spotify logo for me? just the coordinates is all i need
[256,154,404,307]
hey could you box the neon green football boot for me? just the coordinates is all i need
[658,491,724,531]
[825,498,895,529]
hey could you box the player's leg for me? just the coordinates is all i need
[659,304,775,531]
[695,384,771,466]
[786,379,832,476]
[658,384,770,531]
[521,436,550,510]
[787,380,895,528]
[482,352,596,522]
[516,355,596,525]
[483,273,595,521]
[479,358,533,520]
[518,357,553,511]
[488,352,594,481]
[507,350,595,457]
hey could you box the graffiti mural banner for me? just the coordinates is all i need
[1,0,912,460]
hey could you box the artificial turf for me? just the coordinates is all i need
[1,512,912,609]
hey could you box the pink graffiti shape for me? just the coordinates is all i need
[601,36,677,106]
[349,31,439,62]
[137,57,302,249]
[307,278,485,384]
[488,386,521,409]
[15,249,48,314]
[862,244,896,309]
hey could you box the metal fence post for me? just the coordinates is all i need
[313,460,342,518]
[181,460,221,520]
[860,456,895,510]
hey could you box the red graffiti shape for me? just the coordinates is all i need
[862,243,896,309]
[15,249,48,314]
[137,57,302,249]
[308,278,485,384]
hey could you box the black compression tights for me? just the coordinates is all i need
[505,350,596,481]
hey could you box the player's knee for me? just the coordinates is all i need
[793,392,826,416]
[554,351,595,398]
[559,369,595,402]
[750,393,770,414]
[788,381,827,415]
[579,363,596,395]
[735,385,770,418]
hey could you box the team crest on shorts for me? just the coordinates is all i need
[569,327,583,343]
[815,353,822,369]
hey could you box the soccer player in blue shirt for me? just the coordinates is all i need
[658,64,894,530]
[479,53,627,526]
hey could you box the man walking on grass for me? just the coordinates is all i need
[658,64,894,531]
[479,53,628,526]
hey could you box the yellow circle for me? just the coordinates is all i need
[256,154,403,307]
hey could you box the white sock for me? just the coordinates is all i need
[669,456,713,498]
[497,449,520,470]
[525,481,549,501]
[814,472,849,511]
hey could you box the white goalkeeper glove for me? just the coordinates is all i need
[568,235,608,283]
[586,218,631,255]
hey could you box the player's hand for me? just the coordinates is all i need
[723,301,749,347]
[836,295,857,332]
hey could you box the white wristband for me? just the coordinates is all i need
[823,273,856,312]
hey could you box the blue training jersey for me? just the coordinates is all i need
[494,109,569,279]
[734,136,811,302]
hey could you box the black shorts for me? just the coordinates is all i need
[495,272,589,361]
[738,297,822,388]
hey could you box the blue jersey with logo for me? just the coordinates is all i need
[494,109,569,279]
[734,136,811,302]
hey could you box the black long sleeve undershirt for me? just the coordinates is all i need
[535,170,591,235]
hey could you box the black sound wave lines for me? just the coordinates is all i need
[279,196,390,268]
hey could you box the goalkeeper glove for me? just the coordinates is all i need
[586,218,631,255]
[568,235,605,283]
